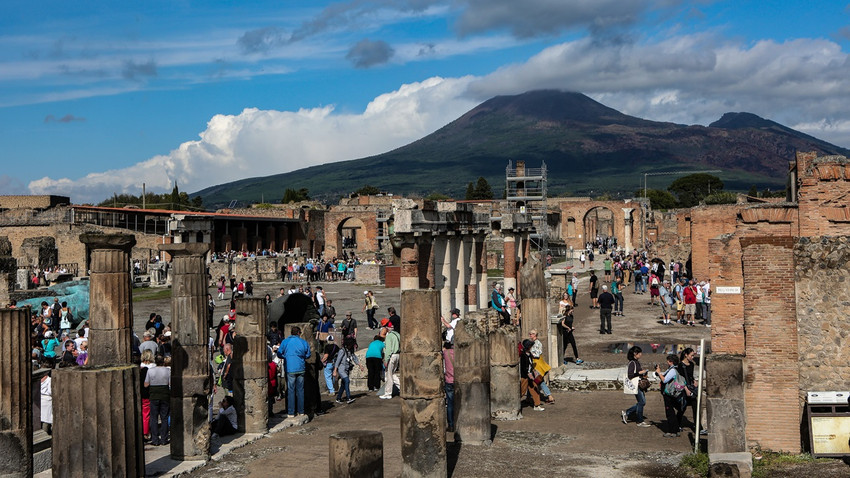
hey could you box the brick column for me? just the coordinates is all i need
[740,236,799,452]
[400,290,446,477]
[434,236,452,319]
[159,243,212,460]
[519,252,548,363]
[454,237,468,313]
[399,241,419,292]
[709,234,744,355]
[463,236,478,311]
[233,298,269,434]
[476,235,488,311]
[0,308,32,477]
[80,233,136,365]
[503,234,517,294]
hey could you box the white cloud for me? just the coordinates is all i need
[28,76,479,202]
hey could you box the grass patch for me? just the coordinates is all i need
[132,288,173,302]
[679,452,709,477]
[752,450,832,478]
[487,269,503,278]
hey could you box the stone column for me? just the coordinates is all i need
[622,208,634,253]
[519,252,548,363]
[503,234,517,293]
[489,318,521,421]
[233,298,269,434]
[476,236,488,311]
[454,237,468,313]
[159,243,211,461]
[80,234,136,365]
[424,235,436,290]
[236,227,248,252]
[454,311,491,445]
[52,365,145,477]
[223,234,233,252]
[329,431,383,478]
[0,308,32,477]
[400,289,446,478]
[435,236,452,319]
[706,355,747,454]
[265,225,277,252]
[399,242,419,291]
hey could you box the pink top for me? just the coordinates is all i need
[442,348,454,385]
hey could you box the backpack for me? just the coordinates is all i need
[651,276,659,286]
[663,370,688,397]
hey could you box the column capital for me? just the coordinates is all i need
[80,233,136,250]
[159,242,210,257]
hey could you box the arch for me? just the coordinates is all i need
[583,206,615,241]
[337,216,367,254]
[567,217,576,237]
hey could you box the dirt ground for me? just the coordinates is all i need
[136,275,850,477]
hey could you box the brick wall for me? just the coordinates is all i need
[797,156,850,237]
[740,236,800,452]
[689,205,739,280]
[708,234,744,355]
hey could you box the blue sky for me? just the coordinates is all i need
[3,0,850,202]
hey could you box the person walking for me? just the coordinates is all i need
[277,326,312,417]
[597,285,615,334]
[363,291,378,330]
[320,336,340,396]
[379,323,401,399]
[333,337,363,404]
[144,354,171,446]
[443,340,456,431]
[655,354,692,437]
[559,304,582,365]
[520,339,544,411]
[622,346,651,427]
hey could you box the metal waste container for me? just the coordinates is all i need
[807,391,850,457]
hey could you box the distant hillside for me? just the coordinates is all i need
[194,90,850,209]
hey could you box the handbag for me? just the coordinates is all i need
[623,375,639,395]
[638,377,651,391]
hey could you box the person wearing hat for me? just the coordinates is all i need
[440,308,462,343]
[659,280,674,325]
[320,335,340,396]
[520,339,544,411]
[139,330,159,356]
[379,320,401,399]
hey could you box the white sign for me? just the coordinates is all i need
[716,286,742,294]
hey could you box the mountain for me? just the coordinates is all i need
[193,90,850,208]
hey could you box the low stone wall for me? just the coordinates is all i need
[354,263,384,285]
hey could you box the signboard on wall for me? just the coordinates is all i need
[715,286,742,294]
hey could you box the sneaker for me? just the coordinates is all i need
[288,414,296,418]
[700,429,709,435]
[663,432,675,438]
[637,422,651,428]
[575,359,584,364]
[621,410,628,424]
[335,399,343,403]
[533,405,545,411]
[379,395,392,400]
[347,399,355,404]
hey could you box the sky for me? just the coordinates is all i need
[3,0,850,203]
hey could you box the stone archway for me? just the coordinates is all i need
[337,217,366,255]
[583,206,615,242]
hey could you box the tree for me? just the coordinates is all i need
[464,182,475,200]
[703,191,738,205]
[473,177,493,200]
[170,183,180,208]
[353,185,381,196]
[426,192,450,201]
[747,185,759,197]
[635,189,678,210]
[281,188,310,204]
[667,173,724,208]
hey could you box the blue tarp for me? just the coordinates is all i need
[19,280,90,327]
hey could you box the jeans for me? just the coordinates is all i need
[149,398,170,445]
[445,382,455,430]
[366,308,378,329]
[562,331,578,360]
[639,276,647,293]
[626,389,646,423]
[663,392,681,433]
[323,362,335,394]
[599,308,612,332]
[213,416,237,436]
[701,303,711,324]
[614,293,624,313]
[286,372,305,415]
[539,379,552,398]
[336,376,351,401]
[366,357,383,391]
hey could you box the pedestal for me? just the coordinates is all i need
[454,312,491,445]
[234,298,269,433]
[329,431,383,478]
[490,324,521,420]
[0,308,33,477]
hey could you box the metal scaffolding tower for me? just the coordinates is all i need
[505,160,548,256]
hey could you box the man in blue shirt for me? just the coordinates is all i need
[277,326,312,417]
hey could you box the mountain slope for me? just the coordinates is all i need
[194,91,850,208]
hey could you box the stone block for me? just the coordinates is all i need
[709,452,752,478]
[400,352,444,400]
[707,398,748,454]
[401,398,446,478]
[490,364,521,421]
[52,365,145,477]
[455,382,492,445]
[170,396,211,460]
[705,355,744,400]
[171,275,207,302]
[0,236,11,256]
[88,273,133,329]
[329,430,383,478]
[87,327,133,366]
[489,326,520,367]
[400,290,441,354]
[171,295,208,342]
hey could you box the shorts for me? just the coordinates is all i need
[660,301,669,314]
[650,287,659,297]
[676,301,684,312]
[684,303,696,315]
[590,289,598,299]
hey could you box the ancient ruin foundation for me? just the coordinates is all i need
[234,297,269,433]
[329,430,383,478]
[453,310,492,445]
[0,308,33,477]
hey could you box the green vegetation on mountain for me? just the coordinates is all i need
[193,91,850,209]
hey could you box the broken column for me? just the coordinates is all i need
[476,235,488,310]
[159,243,211,460]
[80,234,136,365]
[400,289,446,478]
[489,317,521,421]
[454,311,491,445]
[329,430,383,478]
[52,365,145,477]
[234,297,269,434]
[503,234,517,293]
[519,251,549,363]
[399,242,419,291]
[0,308,33,477]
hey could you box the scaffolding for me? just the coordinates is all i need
[505,160,548,256]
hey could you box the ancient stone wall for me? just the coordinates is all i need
[0,195,70,209]
[795,236,850,392]
[323,209,380,258]
[707,234,744,355]
[689,205,739,280]
[796,155,850,237]
[740,236,800,452]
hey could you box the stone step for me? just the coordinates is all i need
[549,366,662,391]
